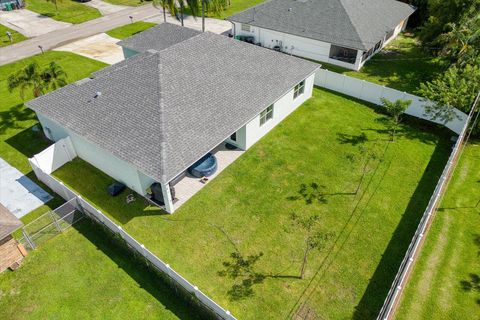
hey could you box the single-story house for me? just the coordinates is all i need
[227,0,415,70]
[27,26,319,213]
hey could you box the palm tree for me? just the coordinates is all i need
[7,62,44,100]
[42,62,68,91]
[152,0,168,22]
[8,62,68,100]
[165,0,200,26]
[201,0,228,31]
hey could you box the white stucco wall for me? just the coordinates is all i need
[35,112,154,195]
[241,73,315,149]
[232,19,408,71]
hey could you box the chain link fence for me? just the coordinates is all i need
[19,198,84,250]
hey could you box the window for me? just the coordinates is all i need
[293,80,305,99]
[241,23,251,32]
[230,132,237,141]
[259,105,274,126]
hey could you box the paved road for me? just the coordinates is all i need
[0,4,160,65]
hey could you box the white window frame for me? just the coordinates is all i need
[259,105,274,126]
[293,80,305,99]
[241,23,251,32]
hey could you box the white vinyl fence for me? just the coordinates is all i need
[376,92,479,320]
[28,140,237,320]
[314,69,468,134]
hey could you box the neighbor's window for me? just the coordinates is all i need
[293,80,305,99]
[260,105,274,126]
[241,23,251,32]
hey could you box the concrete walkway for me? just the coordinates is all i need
[54,33,124,64]
[0,9,71,37]
[0,158,53,219]
[83,0,128,16]
[0,4,160,65]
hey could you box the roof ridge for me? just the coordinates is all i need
[156,53,168,183]
[337,0,368,50]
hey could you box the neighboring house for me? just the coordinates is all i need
[28,27,319,213]
[227,0,415,70]
[0,204,25,273]
[118,22,201,58]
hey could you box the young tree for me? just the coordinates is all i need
[380,98,412,141]
[46,0,61,11]
[290,213,334,279]
[8,62,68,100]
[201,0,228,31]
[165,0,200,26]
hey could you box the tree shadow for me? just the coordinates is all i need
[352,141,451,319]
[218,251,300,301]
[286,182,355,205]
[337,132,369,146]
[72,219,206,319]
[5,124,52,158]
[0,104,37,135]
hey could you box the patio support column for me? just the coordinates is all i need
[161,182,175,214]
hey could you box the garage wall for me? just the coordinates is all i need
[243,73,315,149]
[122,47,139,59]
[35,112,154,195]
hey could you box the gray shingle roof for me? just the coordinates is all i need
[227,0,416,51]
[0,204,22,240]
[117,22,201,53]
[28,32,319,183]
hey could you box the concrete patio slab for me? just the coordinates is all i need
[173,142,244,210]
[82,0,128,16]
[53,33,124,64]
[0,9,71,37]
[145,14,231,35]
[0,158,53,219]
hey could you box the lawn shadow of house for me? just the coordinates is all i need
[72,218,208,320]
[5,123,52,158]
[351,139,451,319]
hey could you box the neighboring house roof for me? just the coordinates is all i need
[227,0,416,51]
[0,204,23,240]
[117,22,201,53]
[28,32,319,184]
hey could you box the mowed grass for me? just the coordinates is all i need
[322,34,447,94]
[26,0,101,24]
[0,24,27,47]
[0,51,107,223]
[53,87,451,319]
[0,219,200,320]
[106,21,156,39]
[396,142,480,320]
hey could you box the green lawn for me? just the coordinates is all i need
[106,21,156,39]
[0,24,27,47]
[322,34,447,94]
[52,87,451,319]
[0,219,199,319]
[26,0,101,24]
[396,142,480,320]
[0,51,107,223]
[103,0,151,6]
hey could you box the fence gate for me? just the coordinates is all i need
[19,198,84,250]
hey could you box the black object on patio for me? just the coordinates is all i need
[107,182,126,196]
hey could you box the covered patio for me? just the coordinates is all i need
[171,142,245,210]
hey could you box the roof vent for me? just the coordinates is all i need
[288,7,293,11]
[94,92,102,98]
